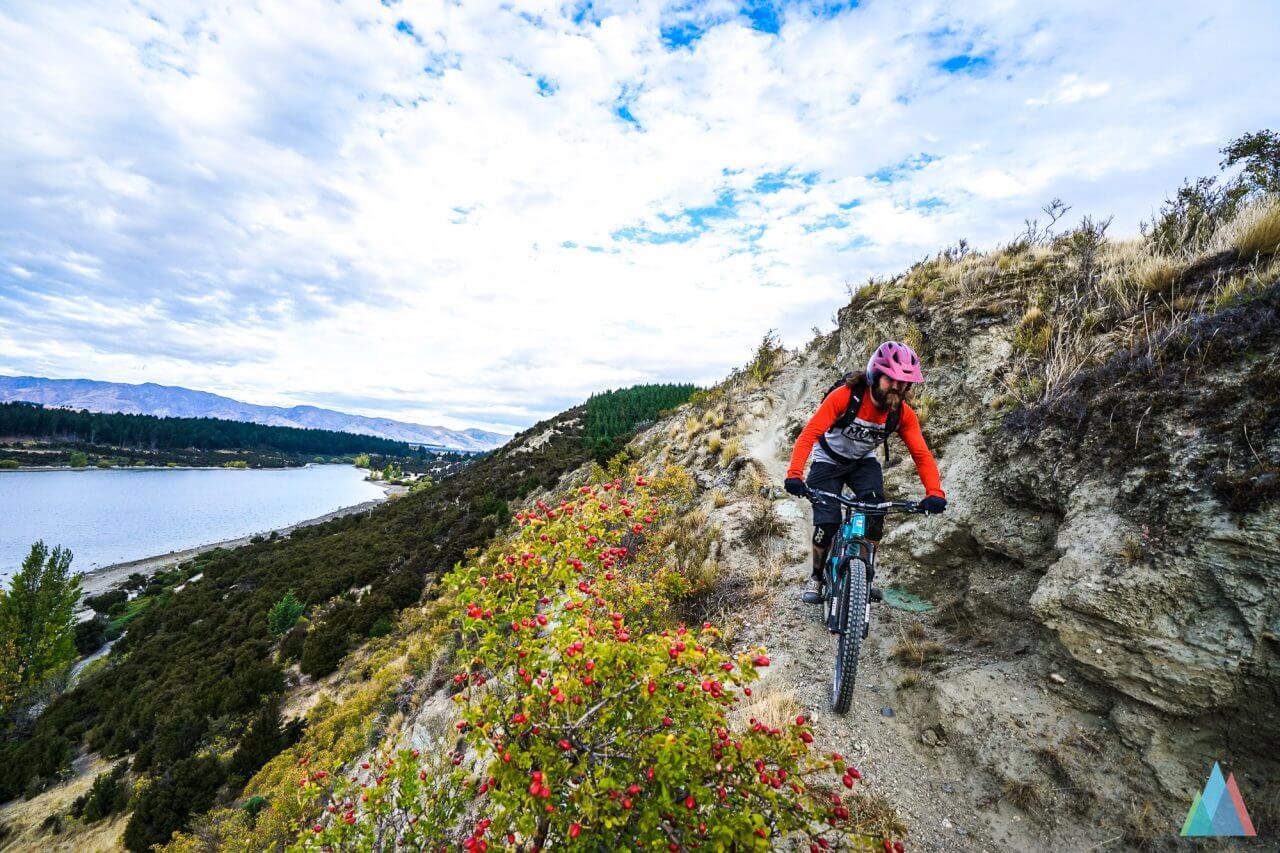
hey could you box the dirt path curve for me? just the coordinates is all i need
[728,359,1050,852]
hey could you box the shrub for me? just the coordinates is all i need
[277,623,307,663]
[85,589,128,615]
[69,450,89,467]
[124,755,225,852]
[289,471,892,850]
[746,330,784,385]
[74,615,110,656]
[0,459,19,469]
[267,591,305,636]
[70,762,131,822]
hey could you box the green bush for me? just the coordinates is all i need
[84,589,127,615]
[124,755,225,852]
[0,459,19,469]
[73,616,110,656]
[266,591,305,636]
[70,763,130,823]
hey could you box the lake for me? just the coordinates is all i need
[0,465,387,581]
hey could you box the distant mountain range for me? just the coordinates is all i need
[0,375,508,453]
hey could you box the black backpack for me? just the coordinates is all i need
[819,372,900,464]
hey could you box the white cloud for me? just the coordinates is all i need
[0,0,1277,432]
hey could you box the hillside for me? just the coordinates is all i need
[137,193,1277,851]
[0,376,507,452]
[2,187,1276,849]
[0,385,694,851]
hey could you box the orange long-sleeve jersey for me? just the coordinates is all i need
[786,385,944,498]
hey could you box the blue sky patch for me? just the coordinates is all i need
[867,152,938,182]
[536,76,557,96]
[661,20,709,49]
[803,213,849,232]
[742,1,781,34]
[938,53,991,74]
[753,167,820,193]
[837,198,861,210]
[614,85,642,128]
[395,19,421,43]
[611,225,699,244]
[571,1,601,26]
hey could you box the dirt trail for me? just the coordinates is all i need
[723,359,1063,852]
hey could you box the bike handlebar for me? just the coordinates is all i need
[803,487,928,515]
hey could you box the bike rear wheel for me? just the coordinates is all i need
[831,557,868,714]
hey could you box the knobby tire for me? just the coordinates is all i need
[832,557,868,714]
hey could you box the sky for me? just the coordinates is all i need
[1,1,1277,434]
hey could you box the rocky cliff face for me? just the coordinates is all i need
[801,240,1280,835]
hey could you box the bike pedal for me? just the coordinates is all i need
[869,587,883,602]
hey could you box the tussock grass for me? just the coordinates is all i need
[739,494,780,551]
[888,634,944,668]
[710,489,728,509]
[1135,254,1180,293]
[748,552,785,602]
[1002,779,1045,814]
[845,790,909,841]
[718,438,743,466]
[1121,799,1164,850]
[895,671,920,690]
[1211,194,1280,258]
[730,680,801,731]
[705,433,722,456]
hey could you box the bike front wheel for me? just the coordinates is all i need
[831,557,868,714]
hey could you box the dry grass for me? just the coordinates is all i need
[684,416,702,441]
[705,433,723,456]
[895,671,920,690]
[739,495,780,550]
[905,620,926,640]
[710,489,728,509]
[730,679,802,731]
[1134,253,1180,294]
[718,438,743,466]
[1013,306,1052,356]
[748,552,785,602]
[1002,779,1045,813]
[888,634,944,668]
[1120,799,1164,850]
[845,789,910,840]
[1210,193,1280,258]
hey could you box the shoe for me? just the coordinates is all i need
[801,579,825,605]
[869,587,883,602]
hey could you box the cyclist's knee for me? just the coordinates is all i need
[812,523,838,548]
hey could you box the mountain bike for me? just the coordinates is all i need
[802,488,926,714]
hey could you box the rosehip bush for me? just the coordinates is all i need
[289,466,897,850]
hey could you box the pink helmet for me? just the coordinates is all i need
[866,340,924,384]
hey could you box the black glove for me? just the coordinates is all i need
[920,495,947,514]
[784,478,808,496]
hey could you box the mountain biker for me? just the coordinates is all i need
[783,341,946,602]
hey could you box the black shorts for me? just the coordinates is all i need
[805,457,884,527]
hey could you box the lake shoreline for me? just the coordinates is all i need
[78,482,405,598]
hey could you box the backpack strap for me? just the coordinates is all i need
[822,372,903,465]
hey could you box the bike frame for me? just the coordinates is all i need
[808,489,918,633]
